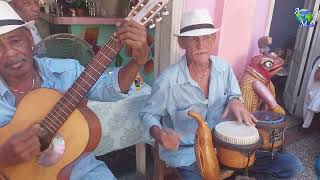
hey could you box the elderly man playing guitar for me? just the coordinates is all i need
[0,1,149,180]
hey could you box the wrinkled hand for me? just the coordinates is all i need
[116,20,148,66]
[222,99,257,126]
[157,128,181,151]
[0,125,41,169]
[315,67,320,81]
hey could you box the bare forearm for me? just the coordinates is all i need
[118,61,142,93]
[116,20,148,92]
[253,80,278,109]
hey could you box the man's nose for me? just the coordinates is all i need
[31,1,39,12]
[196,39,206,49]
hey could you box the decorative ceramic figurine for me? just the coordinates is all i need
[240,36,285,115]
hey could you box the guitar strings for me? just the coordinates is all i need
[42,31,121,134]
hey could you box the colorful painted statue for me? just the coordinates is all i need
[240,36,286,115]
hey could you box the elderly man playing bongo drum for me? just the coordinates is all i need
[141,9,302,180]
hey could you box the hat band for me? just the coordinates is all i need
[180,23,214,34]
[0,19,25,27]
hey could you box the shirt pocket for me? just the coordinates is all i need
[211,91,228,108]
[171,104,206,145]
[208,93,228,124]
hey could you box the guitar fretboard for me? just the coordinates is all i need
[40,32,124,137]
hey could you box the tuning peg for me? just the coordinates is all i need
[162,5,169,16]
[156,13,162,22]
[149,19,156,29]
[140,3,144,7]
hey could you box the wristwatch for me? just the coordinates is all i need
[230,96,245,104]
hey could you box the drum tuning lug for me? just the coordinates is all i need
[162,6,169,16]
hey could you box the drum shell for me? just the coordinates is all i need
[257,121,287,151]
[254,111,288,151]
[214,138,261,170]
[216,146,255,169]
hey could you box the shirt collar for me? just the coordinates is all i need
[34,57,66,81]
[0,76,9,98]
[177,55,227,85]
[0,57,67,98]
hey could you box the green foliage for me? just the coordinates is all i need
[73,0,86,8]
[115,54,123,67]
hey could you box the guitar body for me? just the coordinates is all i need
[0,88,101,180]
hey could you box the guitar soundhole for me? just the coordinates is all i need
[39,127,53,151]
[39,137,51,152]
[38,134,65,166]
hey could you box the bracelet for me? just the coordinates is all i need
[230,96,245,104]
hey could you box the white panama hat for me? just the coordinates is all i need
[175,9,220,37]
[0,1,33,36]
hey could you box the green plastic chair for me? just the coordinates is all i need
[33,33,95,66]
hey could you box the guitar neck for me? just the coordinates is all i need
[41,33,123,136]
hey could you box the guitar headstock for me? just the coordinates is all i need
[127,0,171,29]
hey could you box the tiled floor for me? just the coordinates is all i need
[287,130,320,180]
[286,115,320,180]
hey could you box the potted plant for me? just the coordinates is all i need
[73,0,87,16]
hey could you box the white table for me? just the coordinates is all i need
[88,84,151,175]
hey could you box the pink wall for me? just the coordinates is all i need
[248,0,270,61]
[184,0,270,78]
[184,0,215,19]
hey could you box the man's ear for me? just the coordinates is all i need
[178,37,185,49]
[212,34,216,41]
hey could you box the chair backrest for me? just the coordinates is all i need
[33,33,95,66]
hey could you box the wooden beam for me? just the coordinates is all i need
[154,0,184,79]
[265,0,275,36]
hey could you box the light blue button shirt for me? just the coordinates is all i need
[0,57,133,179]
[140,55,241,167]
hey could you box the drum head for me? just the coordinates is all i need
[214,121,260,145]
[253,111,287,128]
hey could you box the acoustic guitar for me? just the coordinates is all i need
[0,0,170,179]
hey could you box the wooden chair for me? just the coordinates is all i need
[152,143,235,180]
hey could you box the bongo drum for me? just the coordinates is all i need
[214,121,261,170]
[253,111,288,157]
